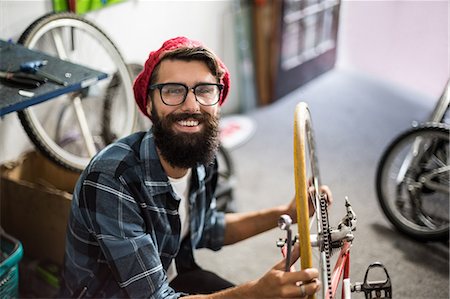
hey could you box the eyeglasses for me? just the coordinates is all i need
[149,82,224,106]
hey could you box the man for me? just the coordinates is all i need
[59,36,329,298]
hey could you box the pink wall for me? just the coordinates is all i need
[337,0,449,99]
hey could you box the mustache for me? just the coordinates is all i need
[168,112,206,122]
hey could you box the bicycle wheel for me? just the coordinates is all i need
[376,123,449,241]
[17,12,137,171]
[294,102,331,299]
[102,63,146,143]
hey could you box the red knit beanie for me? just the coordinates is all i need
[133,36,231,118]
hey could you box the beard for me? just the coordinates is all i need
[151,107,220,169]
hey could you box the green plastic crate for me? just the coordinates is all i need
[0,230,23,299]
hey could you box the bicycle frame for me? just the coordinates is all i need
[429,80,449,123]
[278,241,352,299]
[278,218,353,299]
[329,241,351,299]
[278,198,356,299]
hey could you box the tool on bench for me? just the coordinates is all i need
[0,71,47,88]
[20,60,68,86]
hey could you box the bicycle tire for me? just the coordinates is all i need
[376,123,449,242]
[102,63,145,144]
[17,12,137,172]
[294,102,330,299]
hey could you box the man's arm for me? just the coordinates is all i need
[223,204,291,245]
[223,185,333,245]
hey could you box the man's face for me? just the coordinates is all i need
[147,59,221,169]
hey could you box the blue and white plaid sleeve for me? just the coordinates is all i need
[78,171,181,298]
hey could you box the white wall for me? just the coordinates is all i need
[337,0,449,99]
[0,0,237,80]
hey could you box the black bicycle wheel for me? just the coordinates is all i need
[102,63,146,144]
[376,123,449,241]
[17,12,136,171]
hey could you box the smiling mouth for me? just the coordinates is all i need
[172,113,204,129]
[177,119,200,127]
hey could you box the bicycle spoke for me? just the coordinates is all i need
[51,28,69,60]
[71,95,97,157]
[421,166,450,193]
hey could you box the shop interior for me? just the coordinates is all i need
[0,0,448,298]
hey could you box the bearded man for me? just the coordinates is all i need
[58,37,328,299]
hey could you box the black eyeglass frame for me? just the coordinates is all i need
[149,82,224,106]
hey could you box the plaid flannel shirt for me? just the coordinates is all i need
[59,130,226,298]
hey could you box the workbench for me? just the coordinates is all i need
[0,39,107,117]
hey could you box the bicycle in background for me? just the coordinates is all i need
[16,12,138,171]
[376,80,449,242]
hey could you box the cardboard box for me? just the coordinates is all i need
[0,151,80,265]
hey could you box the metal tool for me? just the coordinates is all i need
[20,60,68,86]
[277,214,294,272]
[0,71,46,88]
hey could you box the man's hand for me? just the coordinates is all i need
[186,243,321,299]
[287,184,333,221]
[248,243,321,298]
[309,185,333,217]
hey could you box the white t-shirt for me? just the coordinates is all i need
[166,169,191,282]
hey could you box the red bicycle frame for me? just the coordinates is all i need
[328,241,351,299]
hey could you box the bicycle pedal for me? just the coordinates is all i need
[351,262,392,299]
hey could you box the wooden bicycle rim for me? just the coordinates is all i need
[294,103,313,271]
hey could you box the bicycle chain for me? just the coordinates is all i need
[320,196,333,298]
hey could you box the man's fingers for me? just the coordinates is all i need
[281,267,319,285]
[271,254,321,298]
[280,270,321,297]
[320,185,333,206]
[274,242,301,271]
[275,242,311,272]
[295,278,321,298]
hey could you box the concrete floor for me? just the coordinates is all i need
[196,69,449,298]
